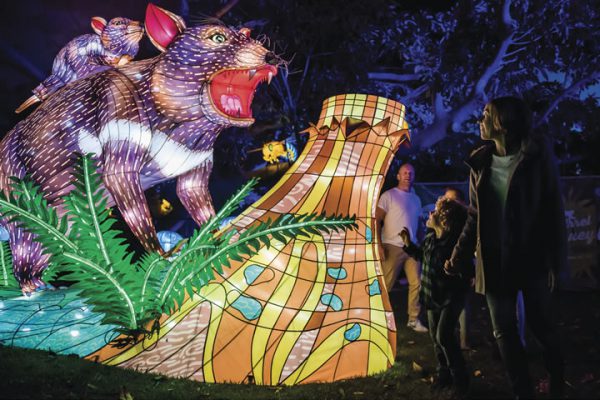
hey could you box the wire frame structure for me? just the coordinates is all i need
[87,93,410,384]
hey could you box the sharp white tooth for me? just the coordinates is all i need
[267,71,273,84]
[227,97,236,111]
[248,69,257,80]
[233,98,242,111]
[220,95,229,110]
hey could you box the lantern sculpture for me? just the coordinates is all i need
[0,4,280,294]
[87,94,410,384]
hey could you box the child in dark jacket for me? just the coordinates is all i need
[401,197,472,394]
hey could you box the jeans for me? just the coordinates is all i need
[426,296,468,386]
[486,276,564,398]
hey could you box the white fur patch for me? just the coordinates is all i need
[77,122,211,178]
[77,129,103,155]
[149,131,213,178]
[98,120,152,150]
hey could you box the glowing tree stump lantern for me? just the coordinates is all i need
[90,94,410,384]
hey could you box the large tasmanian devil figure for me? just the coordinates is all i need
[0,4,279,293]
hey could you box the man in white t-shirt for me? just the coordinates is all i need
[376,163,427,332]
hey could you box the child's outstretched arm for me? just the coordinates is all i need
[400,227,423,261]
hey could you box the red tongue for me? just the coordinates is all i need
[211,79,254,117]
[209,66,277,119]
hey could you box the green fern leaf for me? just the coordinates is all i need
[0,186,77,256]
[0,241,20,295]
[135,253,166,315]
[64,154,127,268]
[188,178,259,249]
[160,212,356,315]
[0,158,143,332]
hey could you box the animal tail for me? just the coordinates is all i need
[15,95,41,114]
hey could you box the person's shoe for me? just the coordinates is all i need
[431,369,452,391]
[452,373,470,396]
[407,319,428,332]
[549,373,565,399]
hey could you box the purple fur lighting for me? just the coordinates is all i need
[0,4,280,294]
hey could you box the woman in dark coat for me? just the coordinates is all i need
[446,96,567,399]
[401,197,471,394]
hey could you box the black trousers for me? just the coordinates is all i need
[426,296,468,384]
[486,276,564,398]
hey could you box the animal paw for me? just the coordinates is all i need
[20,277,52,295]
[20,282,37,296]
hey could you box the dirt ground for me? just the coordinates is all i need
[389,281,600,399]
[0,284,598,399]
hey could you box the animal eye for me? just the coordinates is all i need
[210,33,227,44]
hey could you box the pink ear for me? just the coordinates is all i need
[91,16,107,35]
[145,4,186,52]
[239,27,251,38]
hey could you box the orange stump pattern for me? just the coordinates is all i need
[89,94,410,384]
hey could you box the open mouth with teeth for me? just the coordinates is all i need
[208,65,277,120]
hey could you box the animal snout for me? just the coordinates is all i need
[265,52,281,65]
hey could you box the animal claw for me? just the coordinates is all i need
[15,95,41,114]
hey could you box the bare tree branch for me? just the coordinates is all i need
[367,72,420,82]
[433,92,448,117]
[502,0,517,27]
[513,27,534,42]
[294,51,312,106]
[505,47,528,57]
[214,0,240,19]
[412,92,452,149]
[179,0,190,19]
[535,72,600,128]
[474,33,515,95]
[399,83,430,103]
[414,0,524,149]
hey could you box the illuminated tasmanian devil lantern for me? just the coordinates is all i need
[0,4,279,293]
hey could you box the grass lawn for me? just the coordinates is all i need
[1,286,599,399]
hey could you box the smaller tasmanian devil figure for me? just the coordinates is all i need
[16,16,144,113]
[0,4,281,293]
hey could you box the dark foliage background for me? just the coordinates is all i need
[0,0,598,189]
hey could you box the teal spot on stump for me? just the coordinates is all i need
[244,264,265,285]
[368,279,381,296]
[344,323,362,341]
[327,267,347,280]
[365,227,372,243]
[231,295,262,320]
[320,293,343,311]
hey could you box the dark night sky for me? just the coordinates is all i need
[0,0,454,135]
[1,0,598,179]
[0,1,160,133]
